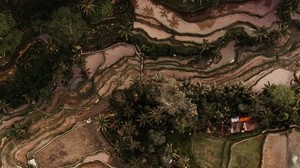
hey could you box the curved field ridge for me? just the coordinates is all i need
[83,43,137,78]
[252,68,294,91]
[133,0,279,44]
[2,27,300,168]
[183,0,279,22]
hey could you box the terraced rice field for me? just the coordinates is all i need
[288,129,300,168]
[2,1,300,167]
[34,122,102,168]
[261,132,288,168]
[228,135,264,168]
[133,0,279,44]
[190,129,300,168]
[191,134,226,168]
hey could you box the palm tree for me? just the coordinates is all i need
[96,114,109,132]
[72,54,86,70]
[130,156,144,168]
[173,153,190,168]
[257,109,273,128]
[128,138,141,151]
[122,104,135,119]
[262,81,275,95]
[137,113,149,127]
[159,7,169,18]
[130,74,146,86]
[200,39,213,54]
[115,75,125,87]
[152,73,165,83]
[143,5,154,16]
[52,61,70,84]
[118,25,133,41]
[167,14,179,29]
[57,60,68,71]
[78,0,96,15]
[269,22,289,45]
[44,39,59,55]
[253,25,269,42]
[182,77,192,90]
[0,100,10,114]
[112,140,122,155]
[119,1,134,20]
[149,107,165,125]
[165,143,173,154]
[193,81,210,96]
[120,120,136,136]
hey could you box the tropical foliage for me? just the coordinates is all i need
[103,75,300,167]
[6,120,32,140]
[48,7,88,45]
[0,12,23,58]
[0,0,135,106]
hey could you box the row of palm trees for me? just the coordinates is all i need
[252,22,289,46]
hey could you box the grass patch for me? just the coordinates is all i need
[191,134,225,168]
[221,140,233,168]
[228,135,264,168]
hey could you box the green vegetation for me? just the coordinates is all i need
[6,120,32,140]
[228,135,263,168]
[49,7,88,45]
[0,0,135,106]
[100,75,300,167]
[157,0,218,12]
[156,0,248,12]
[104,75,198,167]
[0,12,23,58]
[131,23,288,62]
[191,134,225,168]
[257,84,299,128]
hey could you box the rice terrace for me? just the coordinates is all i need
[1,0,300,167]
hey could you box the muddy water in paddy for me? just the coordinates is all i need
[134,0,279,36]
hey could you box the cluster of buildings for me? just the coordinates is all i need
[218,116,259,136]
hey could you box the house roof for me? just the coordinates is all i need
[243,120,258,132]
[230,122,241,133]
[239,116,252,122]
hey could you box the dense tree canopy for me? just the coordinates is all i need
[0,12,23,57]
[49,7,87,45]
[106,74,198,167]
[103,75,300,167]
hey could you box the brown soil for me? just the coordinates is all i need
[262,133,287,168]
[287,130,300,168]
[35,123,102,168]
[77,160,109,168]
